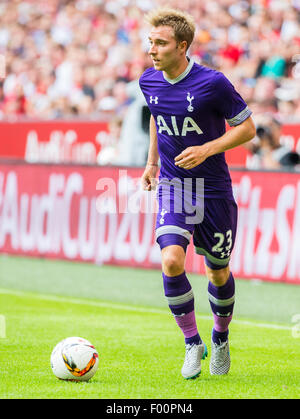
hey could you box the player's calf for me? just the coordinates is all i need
[162,270,206,378]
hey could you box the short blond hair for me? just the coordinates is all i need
[145,7,196,51]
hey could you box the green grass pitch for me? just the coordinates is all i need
[0,255,299,399]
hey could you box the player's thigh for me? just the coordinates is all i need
[205,265,230,287]
[193,198,238,271]
[156,223,191,277]
[161,245,186,277]
[155,217,193,277]
[155,182,195,276]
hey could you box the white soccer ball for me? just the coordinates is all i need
[50,337,99,381]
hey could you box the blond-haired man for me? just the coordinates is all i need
[140,8,256,379]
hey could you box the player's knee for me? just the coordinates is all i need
[206,265,230,287]
[162,247,185,277]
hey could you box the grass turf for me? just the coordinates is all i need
[0,254,299,324]
[0,255,299,399]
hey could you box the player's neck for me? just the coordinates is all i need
[163,56,189,81]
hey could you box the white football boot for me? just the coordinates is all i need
[181,342,208,379]
[209,339,230,375]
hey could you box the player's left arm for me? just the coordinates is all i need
[175,116,256,170]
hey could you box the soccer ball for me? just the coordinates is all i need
[50,337,99,381]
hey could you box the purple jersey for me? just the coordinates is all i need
[139,59,252,199]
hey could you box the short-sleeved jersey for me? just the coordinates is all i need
[139,59,252,199]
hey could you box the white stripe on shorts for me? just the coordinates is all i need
[155,225,192,241]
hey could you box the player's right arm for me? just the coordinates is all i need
[141,114,159,191]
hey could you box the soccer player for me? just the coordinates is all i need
[139,8,256,379]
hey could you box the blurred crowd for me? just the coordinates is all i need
[0,0,299,168]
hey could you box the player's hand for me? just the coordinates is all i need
[141,164,159,191]
[174,145,210,170]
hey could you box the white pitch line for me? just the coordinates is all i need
[0,288,292,331]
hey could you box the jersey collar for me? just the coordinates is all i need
[163,58,194,85]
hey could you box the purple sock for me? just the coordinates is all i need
[208,272,235,344]
[163,272,201,345]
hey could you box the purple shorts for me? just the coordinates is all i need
[155,189,238,270]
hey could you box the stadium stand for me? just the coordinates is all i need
[0,0,299,167]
